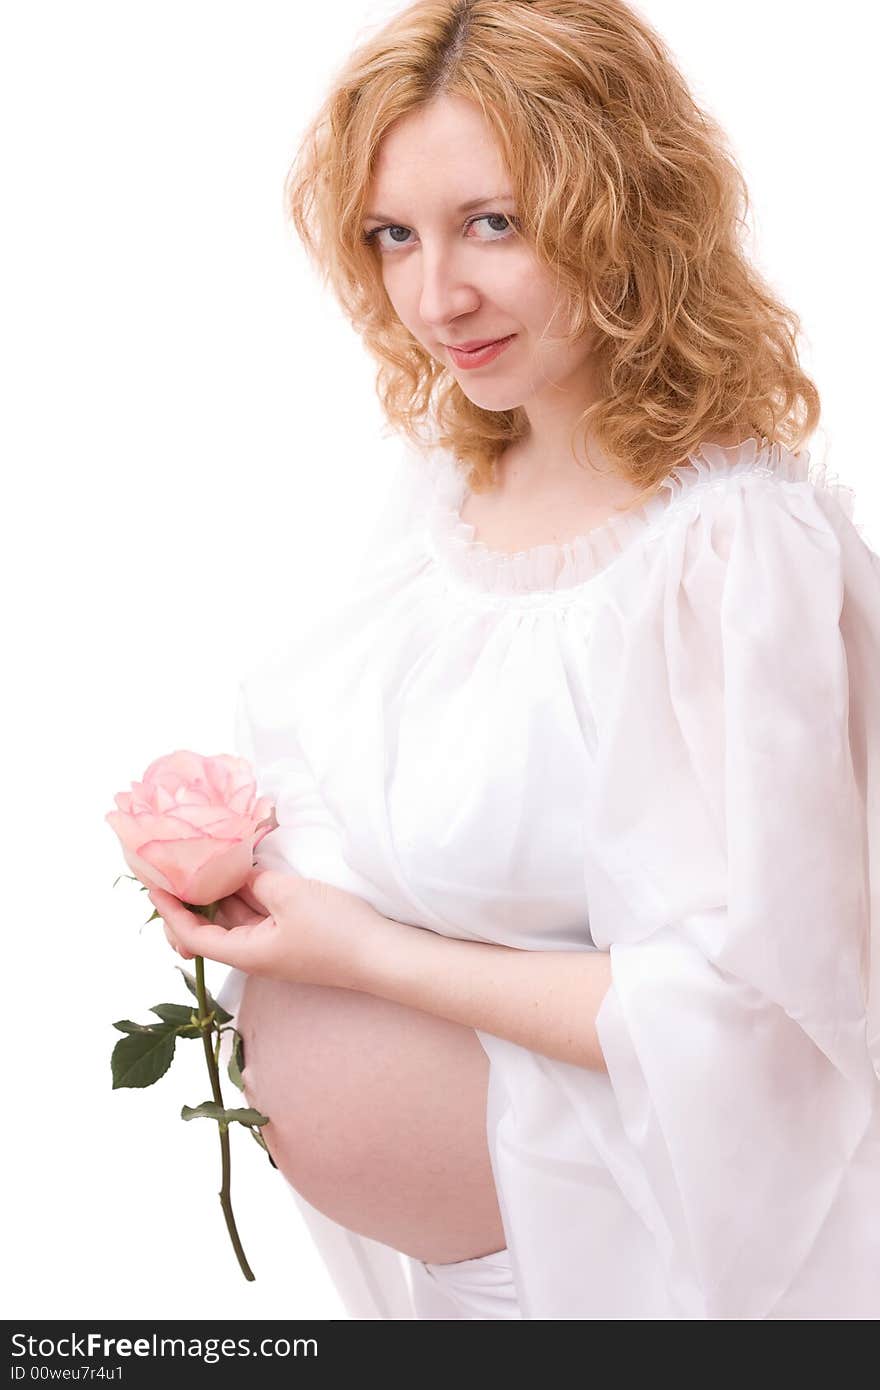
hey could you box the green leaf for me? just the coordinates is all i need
[176,966,233,1023]
[181,1102,269,1126]
[113,1012,203,1040]
[228,1030,245,1092]
[150,1002,202,1027]
[249,1127,278,1169]
[111,1027,177,1088]
[144,908,161,924]
[235,1107,269,1127]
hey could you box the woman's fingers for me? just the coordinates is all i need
[245,866,297,913]
[152,887,262,962]
[161,916,193,960]
[214,891,263,928]
[235,880,267,915]
[148,886,271,970]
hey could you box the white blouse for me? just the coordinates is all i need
[217,435,880,1319]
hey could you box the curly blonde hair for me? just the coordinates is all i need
[285,0,820,498]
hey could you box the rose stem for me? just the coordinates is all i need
[194,937,255,1282]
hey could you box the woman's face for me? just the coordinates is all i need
[363,94,594,418]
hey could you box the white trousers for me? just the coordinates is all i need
[408,1246,521,1319]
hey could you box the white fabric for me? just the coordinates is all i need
[216,433,880,1320]
[411,1247,521,1319]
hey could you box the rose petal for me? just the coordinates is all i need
[136,834,253,904]
[120,845,176,895]
[109,750,270,901]
[106,809,204,849]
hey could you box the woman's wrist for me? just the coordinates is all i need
[344,909,409,992]
[342,909,611,1071]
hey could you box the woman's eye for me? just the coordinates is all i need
[363,213,517,253]
[475,214,516,239]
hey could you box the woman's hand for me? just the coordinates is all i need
[155,884,264,960]
[147,865,381,989]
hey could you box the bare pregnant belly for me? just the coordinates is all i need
[236,975,507,1265]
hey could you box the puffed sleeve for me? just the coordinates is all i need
[213,679,302,1017]
[583,466,880,1319]
[232,675,314,875]
[215,670,339,1013]
[229,660,364,887]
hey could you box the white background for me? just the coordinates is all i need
[3,0,878,1321]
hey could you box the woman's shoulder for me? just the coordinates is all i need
[652,432,868,555]
[586,431,878,666]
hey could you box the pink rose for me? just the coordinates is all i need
[106,750,276,906]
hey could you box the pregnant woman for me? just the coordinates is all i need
[152,0,880,1320]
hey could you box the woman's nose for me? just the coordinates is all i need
[418,255,480,328]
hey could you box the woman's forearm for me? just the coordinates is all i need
[349,915,613,1073]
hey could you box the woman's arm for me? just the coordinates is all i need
[150,870,612,1073]
[349,914,612,1073]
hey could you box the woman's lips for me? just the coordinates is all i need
[446,334,516,369]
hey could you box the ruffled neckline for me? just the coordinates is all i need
[424,435,857,600]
